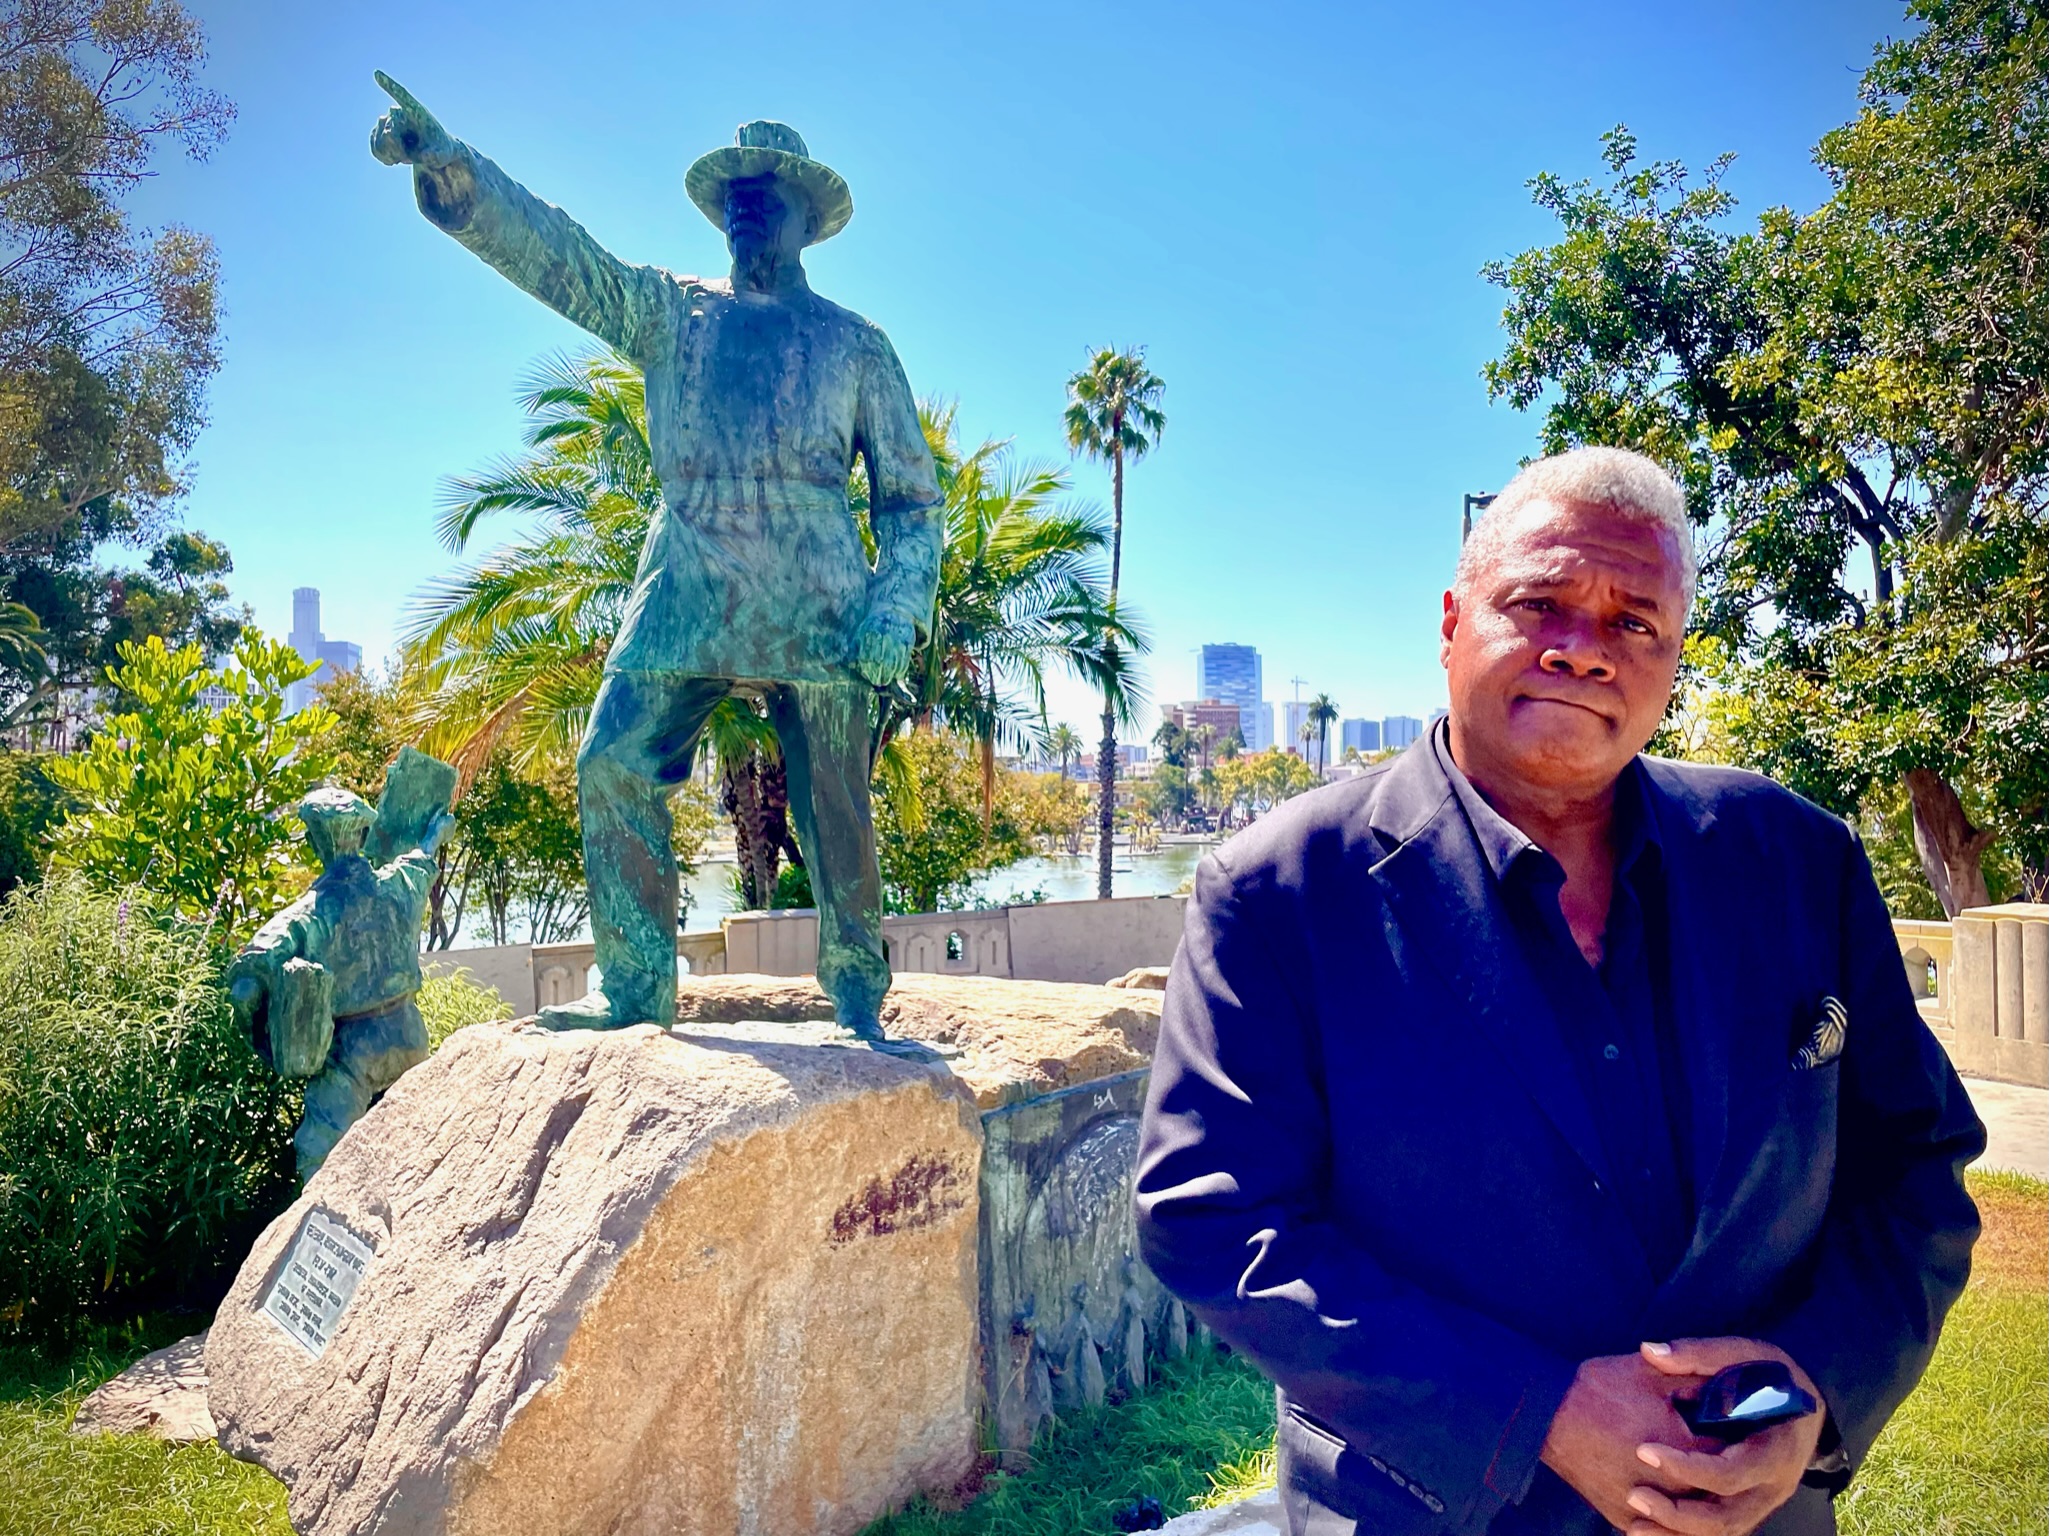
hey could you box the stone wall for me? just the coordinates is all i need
[430,894,1191,1016]
[1893,906,2048,1088]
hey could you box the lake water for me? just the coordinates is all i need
[677,840,1211,930]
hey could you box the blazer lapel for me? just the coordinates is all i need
[1366,752,1613,1190]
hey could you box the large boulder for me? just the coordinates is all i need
[206,1020,984,1536]
[674,972,1162,1108]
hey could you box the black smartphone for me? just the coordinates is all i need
[1673,1360,1819,1443]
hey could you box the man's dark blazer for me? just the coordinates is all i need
[1134,741,1984,1536]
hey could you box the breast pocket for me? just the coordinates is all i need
[1277,1405,1448,1536]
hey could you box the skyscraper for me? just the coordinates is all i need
[1282,699,1312,755]
[286,588,363,714]
[1341,717,1381,755]
[1197,642,1269,751]
[1382,714,1424,750]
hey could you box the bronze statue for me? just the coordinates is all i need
[371,76,944,1039]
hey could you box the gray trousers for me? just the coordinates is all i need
[577,670,890,1029]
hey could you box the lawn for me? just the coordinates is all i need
[2,1173,2040,1536]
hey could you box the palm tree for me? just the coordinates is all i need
[1064,346,1166,899]
[1307,693,1339,776]
[872,405,1145,828]
[1047,722,1083,782]
[400,351,800,904]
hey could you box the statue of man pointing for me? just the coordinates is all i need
[372,76,943,1038]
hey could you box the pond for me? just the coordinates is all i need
[676,839,1212,931]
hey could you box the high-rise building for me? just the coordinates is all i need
[1167,698,1247,745]
[1382,714,1424,750]
[1197,642,1269,751]
[286,587,363,714]
[1341,717,1381,755]
[1282,699,1312,756]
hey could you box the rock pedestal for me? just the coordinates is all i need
[206,1020,983,1536]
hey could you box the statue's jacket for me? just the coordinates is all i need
[417,144,945,683]
[239,850,437,1023]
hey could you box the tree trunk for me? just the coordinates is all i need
[1097,703,1117,900]
[1905,767,1995,918]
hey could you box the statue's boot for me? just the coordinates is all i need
[537,990,644,1031]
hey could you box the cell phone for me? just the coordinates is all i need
[1673,1360,1818,1443]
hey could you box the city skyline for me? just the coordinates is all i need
[135,0,1887,742]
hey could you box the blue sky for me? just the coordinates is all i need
[143,0,1903,734]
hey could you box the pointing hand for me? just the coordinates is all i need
[370,71,457,170]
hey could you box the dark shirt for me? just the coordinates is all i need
[1431,723,1696,1280]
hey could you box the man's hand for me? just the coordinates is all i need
[1621,1339,1827,1536]
[370,71,458,170]
[1542,1348,1721,1533]
[853,611,915,687]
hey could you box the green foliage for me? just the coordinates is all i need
[0,753,69,899]
[1484,2,2048,909]
[443,754,586,946]
[1,1,236,733]
[417,967,512,1050]
[874,731,1049,914]
[1211,749,1320,825]
[0,876,299,1341]
[318,665,407,799]
[44,634,335,939]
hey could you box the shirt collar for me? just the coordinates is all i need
[1428,717,1662,885]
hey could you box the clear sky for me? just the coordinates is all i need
[141,0,1904,735]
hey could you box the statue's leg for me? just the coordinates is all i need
[769,679,890,1037]
[293,1000,431,1180]
[296,1049,372,1181]
[565,670,730,1029]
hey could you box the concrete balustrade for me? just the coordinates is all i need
[424,892,1190,1017]
[1891,904,2047,1088]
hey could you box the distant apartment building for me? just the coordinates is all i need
[286,587,363,714]
[1197,642,1270,751]
[1341,717,1381,755]
[1382,714,1424,750]
[1166,698,1246,747]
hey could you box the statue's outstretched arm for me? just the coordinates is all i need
[851,340,945,688]
[371,72,675,361]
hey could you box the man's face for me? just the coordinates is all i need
[1440,498,1687,797]
[724,174,811,273]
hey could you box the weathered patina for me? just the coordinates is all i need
[372,77,943,1037]
[229,747,458,1177]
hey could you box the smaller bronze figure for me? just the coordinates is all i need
[229,748,458,1178]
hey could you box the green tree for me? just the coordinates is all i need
[1306,693,1339,776]
[873,729,1049,914]
[0,751,70,897]
[1,1,236,735]
[45,634,334,937]
[1152,719,1191,769]
[872,403,1144,828]
[318,664,407,799]
[1065,346,1166,900]
[1047,721,1084,782]
[1139,761,1197,829]
[1484,0,2047,910]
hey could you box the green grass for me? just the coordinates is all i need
[862,1342,1279,1536]
[0,1319,288,1536]
[2,1176,2038,1536]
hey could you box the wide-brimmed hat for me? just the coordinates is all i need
[685,121,852,246]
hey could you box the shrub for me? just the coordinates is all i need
[45,634,337,941]
[0,876,299,1340]
[418,967,512,1050]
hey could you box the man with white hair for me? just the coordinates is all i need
[1136,447,1983,1535]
